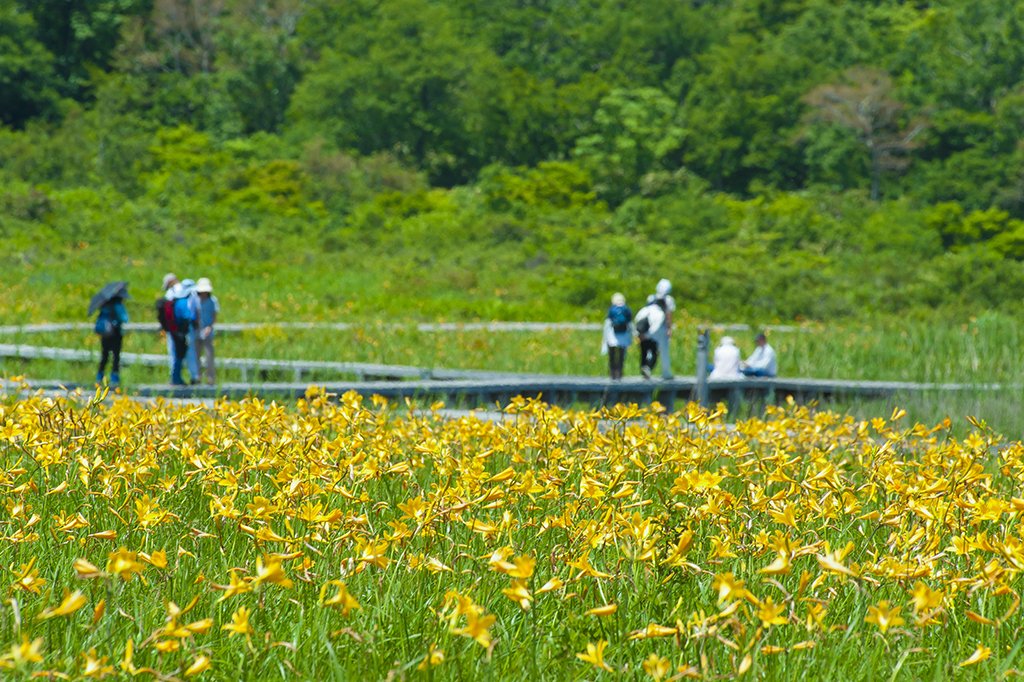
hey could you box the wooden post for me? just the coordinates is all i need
[696,329,710,407]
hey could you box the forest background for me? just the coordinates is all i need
[3,0,1024,325]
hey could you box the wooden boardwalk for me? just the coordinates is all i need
[1,336,1015,411]
[6,375,1016,412]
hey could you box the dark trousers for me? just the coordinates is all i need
[171,333,189,385]
[608,346,626,380]
[98,333,122,375]
[639,337,658,374]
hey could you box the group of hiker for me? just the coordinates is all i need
[158,274,220,386]
[601,279,677,380]
[93,273,777,388]
[601,279,778,381]
[90,274,219,387]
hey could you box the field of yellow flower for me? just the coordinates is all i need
[0,387,1021,679]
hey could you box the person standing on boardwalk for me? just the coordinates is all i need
[179,279,202,384]
[741,332,777,377]
[633,295,666,380]
[172,283,197,385]
[160,273,178,373]
[651,278,676,380]
[194,277,219,384]
[93,288,129,387]
[601,293,633,380]
[157,282,195,386]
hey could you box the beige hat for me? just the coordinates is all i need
[611,292,626,306]
[195,277,213,293]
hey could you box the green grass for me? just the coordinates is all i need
[4,313,1023,382]
[4,314,1024,434]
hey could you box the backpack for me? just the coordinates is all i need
[94,304,120,338]
[608,305,631,333]
[635,302,665,336]
[94,315,115,337]
[156,298,179,334]
[173,296,194,328]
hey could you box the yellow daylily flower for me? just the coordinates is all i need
[576,640,612,672]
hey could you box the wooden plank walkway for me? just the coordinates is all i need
[2,339,1018,409]
[6,375,1017,412]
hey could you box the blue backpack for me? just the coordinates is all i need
[173,297,195,330]
[608,305,631,333]
[94,304,120,337]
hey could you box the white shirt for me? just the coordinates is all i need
[709,342,743,379]
[634,303,666,335]
[744,343,777,376]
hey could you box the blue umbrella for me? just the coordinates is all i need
[88,281,129,316]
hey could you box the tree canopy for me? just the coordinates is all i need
[4,0,1024,321]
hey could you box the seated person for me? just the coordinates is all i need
[741,333,777,377]
[708,336,744,380]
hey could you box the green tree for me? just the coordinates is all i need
[681,33,812,192]
[0,2,61,126]
[124,0,222,75]
[572,87,684,204]
[19,0,147,95]
[288,0,488,185]
[213,1,302,133]
[803,68,926,200]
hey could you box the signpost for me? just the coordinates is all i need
[695,328,710,406]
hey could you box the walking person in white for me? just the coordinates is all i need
[650,278,676,379]
[741,333,777,377]
[709,336,744,380]
[634,295,666,379]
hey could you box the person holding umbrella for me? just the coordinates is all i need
[90,281,130,387]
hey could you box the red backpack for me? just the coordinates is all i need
[156,298,179,334]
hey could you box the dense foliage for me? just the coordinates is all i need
[4,0,1024,321]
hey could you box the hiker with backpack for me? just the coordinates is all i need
[601,293,633,380]
[157,282,196,385]
[179,279,202,383]
[94,292,129,387]
[160,273,179,374]
[634,295,666,380]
